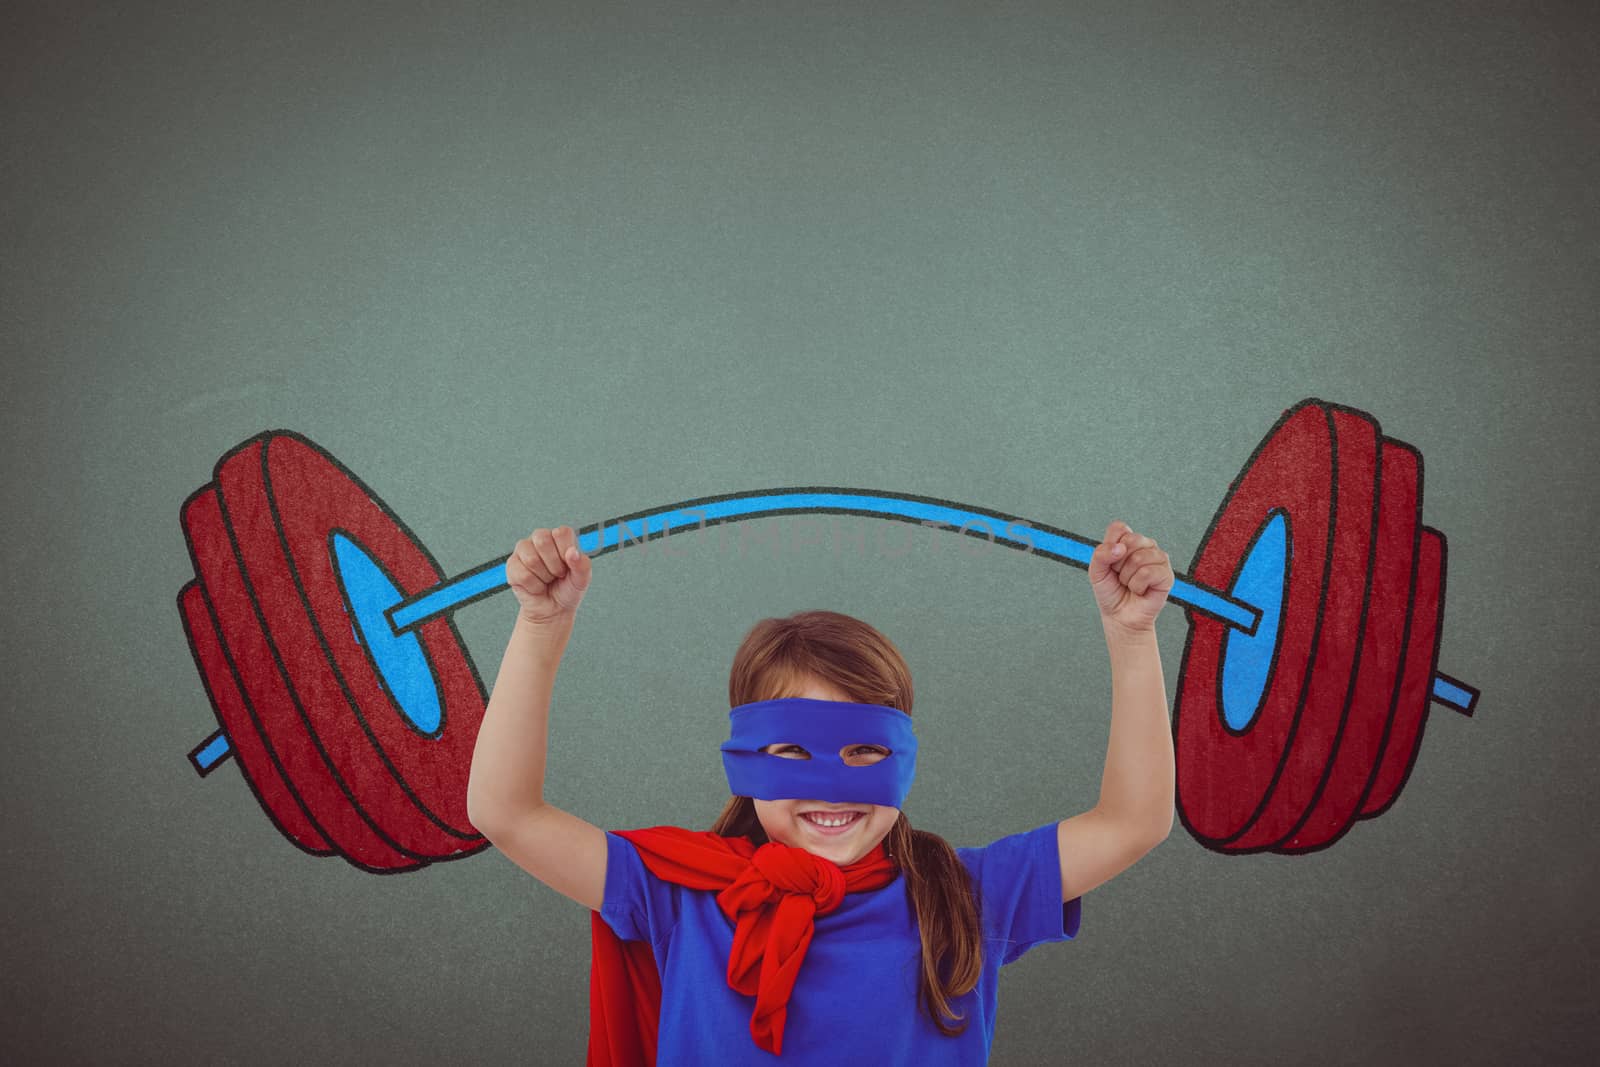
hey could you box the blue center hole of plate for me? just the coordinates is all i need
[332,532,443,735]
[1220,510,1289,732]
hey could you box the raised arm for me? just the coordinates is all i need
[1057,623,1174,899]
[1056,521,1177,901]
[466,527,608,913]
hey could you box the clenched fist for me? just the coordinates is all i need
[1086,520,1173,635]
[506,525,592,626]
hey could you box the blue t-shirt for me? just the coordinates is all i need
[597,822,1082,1065]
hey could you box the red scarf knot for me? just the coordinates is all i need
[719,840,849,919]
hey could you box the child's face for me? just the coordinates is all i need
[749,678,902,867]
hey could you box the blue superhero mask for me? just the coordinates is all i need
[720,697,918,809]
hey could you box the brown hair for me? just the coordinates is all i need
[708,610,984,1037]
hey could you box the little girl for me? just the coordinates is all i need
[467,521,1177,1065]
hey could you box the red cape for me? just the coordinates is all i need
[586,826,898,1064]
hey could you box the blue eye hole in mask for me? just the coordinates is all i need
[720,697,918,809]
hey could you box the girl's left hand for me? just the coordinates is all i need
[1087,520,1174,634]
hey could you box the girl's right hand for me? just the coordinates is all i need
[507,525,592,626]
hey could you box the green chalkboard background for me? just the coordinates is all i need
[4,1,1596,1064]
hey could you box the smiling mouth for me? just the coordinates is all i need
[799,811,864,832]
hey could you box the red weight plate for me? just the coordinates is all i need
[177,566,331,856]
[1174,400,1376,849]
[1227,404,1377,850]
[217,432,487,862]
[209,438,418,870]
[1283,436,1420,851]
[1359,527,1445,819]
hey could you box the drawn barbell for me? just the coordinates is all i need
[177,397,1476,871]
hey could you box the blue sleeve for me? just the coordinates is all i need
[956,821,1082,965]
[598,831,680,946]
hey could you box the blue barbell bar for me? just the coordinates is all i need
[383,486,1476,714]
[189,484,1476,775]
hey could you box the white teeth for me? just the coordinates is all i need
[802,812,861,828]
